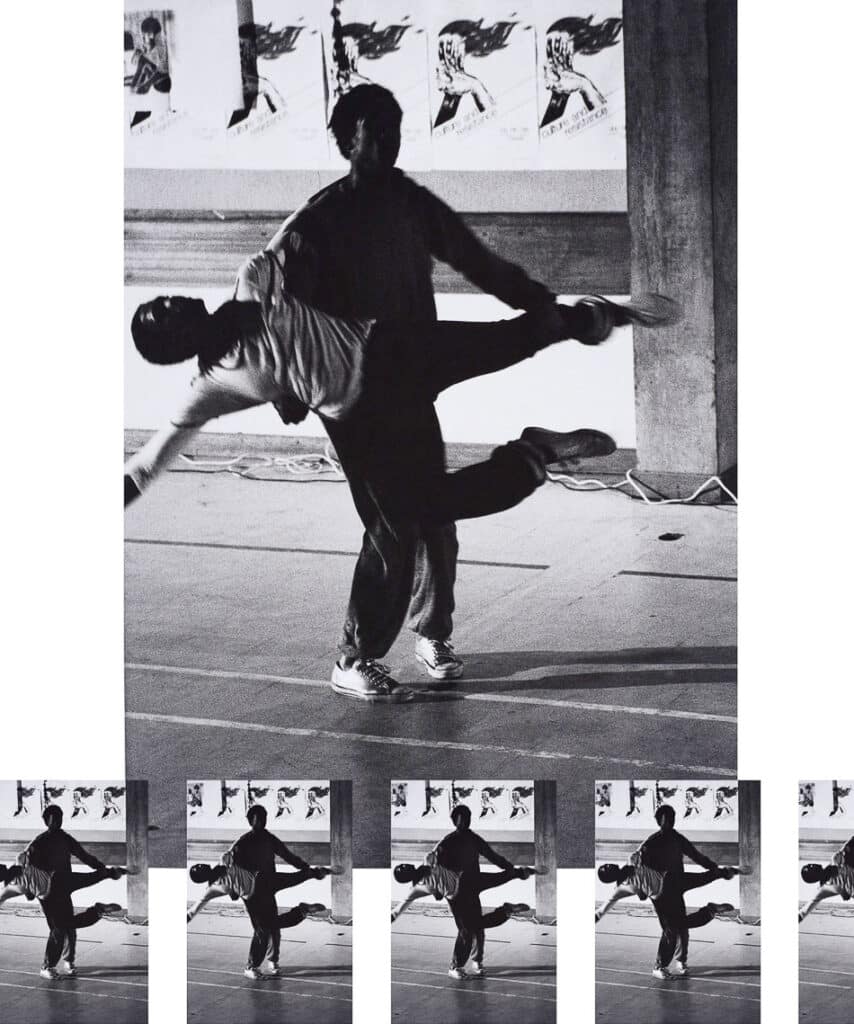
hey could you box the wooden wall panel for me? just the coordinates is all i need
[125,211,630,295]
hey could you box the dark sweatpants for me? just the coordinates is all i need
[324,306,581,660]
[449,867,521,969]
[39,868,111,969]
[653,870,721,969]
[244,867,316,968]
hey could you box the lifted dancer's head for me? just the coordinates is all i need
[801,862,837,886]
[329,84,402,178]
[393,863,429,885]
[190,863,226,884]
[450,804,472,831]
[597,863,632,885]
[131,296,250,368]
[247,805,268,831]
[655,804,676,831]
[43,805,63,831]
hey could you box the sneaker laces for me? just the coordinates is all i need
[359,660,395,691]
[422,639,457,662]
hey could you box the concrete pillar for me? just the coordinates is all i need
[738,781,761,924]
[623,0,737,495]
[126,780,149,923]
[330,780,352,923]
[534,781,557,923]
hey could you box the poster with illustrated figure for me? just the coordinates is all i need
[187,780,331,832]
[596,779,739,834]
[534,1,625,168]
[427,1,538,169]
[222,0,329,168]
[390,779,535,833]
[325,1,432,169]
[125,0,244,168]
[0,780,127,830]
[799,780,853,828]
[125,10,173,114]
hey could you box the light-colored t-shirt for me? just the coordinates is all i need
[126,251,374,494]
[220,864,256,901]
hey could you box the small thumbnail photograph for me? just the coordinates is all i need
[799,779,853,1023]
[391,779,556,1024]
[187,778,352,1023]
[595,779,760,1024]
[0,779,148,1023]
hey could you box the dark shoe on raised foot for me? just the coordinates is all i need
[94,902,122,917]
[520,427,617,465]
[502,902,535,921]
[707,902,735,917]
[583,292,682,331]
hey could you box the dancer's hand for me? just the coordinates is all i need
[595,911,602,922]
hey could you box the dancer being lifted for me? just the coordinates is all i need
[124,248,678,701]
[799,836,854,921]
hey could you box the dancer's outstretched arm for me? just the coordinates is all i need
[391,885,431,923]
[474,834,514,871]
[595,887,637,922]
[187,884,228,922]
[68,836,107,872]
[678,835,719,872]
[799,887,838,922]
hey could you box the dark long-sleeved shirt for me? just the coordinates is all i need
[637,829,718,875]
[434,828,514,876]
[228,829,310,876]
[267,170,554,422]
[24,830,106,874]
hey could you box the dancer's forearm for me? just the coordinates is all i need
[595,887,633,922]
[187,886,224,921]
[391,887,428,921]
[799,887,836,922]
[125,423,201,502]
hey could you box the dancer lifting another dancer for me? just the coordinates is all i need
[125,242,678,701]
[0,805,129,979]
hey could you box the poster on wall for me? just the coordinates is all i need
[187,779,331,831]
[427,1,538,170]
[595,779,740,833]
[222,0,329,168]
[799,779,853,828]
[390,779,535,832]
[534,1,625,168]
[125,10,174,114]
[326,1,432,169]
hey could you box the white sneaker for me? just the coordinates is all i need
[671,961,688,976]
[652,967,674,980]
[448,967,467,980]
[39,968,60,980]
[415,637,464,681]
[331,660,414,702]
[243,967,263,980]
[260,961,279,977]
[57,960,77,977]
[466,961,485,977]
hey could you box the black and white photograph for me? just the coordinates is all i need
[0,780,148,1023]
[594,779,760,1022]
[186,778,352,1023]
[124,0,737,874]
[799,779,853,1023]
[390,779,556,1022]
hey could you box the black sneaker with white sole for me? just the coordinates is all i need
[520,427,617,465]
[578,292,682,336]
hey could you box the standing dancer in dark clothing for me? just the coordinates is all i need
[430,804,536,977]
[23,806,124,979]
[227,805,328,979]
[637,804,728,979]
[267,82,562,696]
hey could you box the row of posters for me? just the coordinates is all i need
[186,779,331,831]
[595,780,740,833]
[125,0,625,169]
[390,779,535,831]
[0,780,127,829]
[799,780,853,828]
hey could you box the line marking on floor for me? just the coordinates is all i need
[595,931,715,945]
[617,570,737,583]
[125,537,549,571]
[126,712,736,775]
[394,966,555,988]
[189,965,351,988]
[597,966,759,988]
[0,967,146,988]
[189,979,351,1002]
[595,979,759,1003]
[393,979,556,1003]
[799,980,851,990]
[396,931,511,944]
[0,980,147,1002]
[801,966,854,978]
[126,662,737,725]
